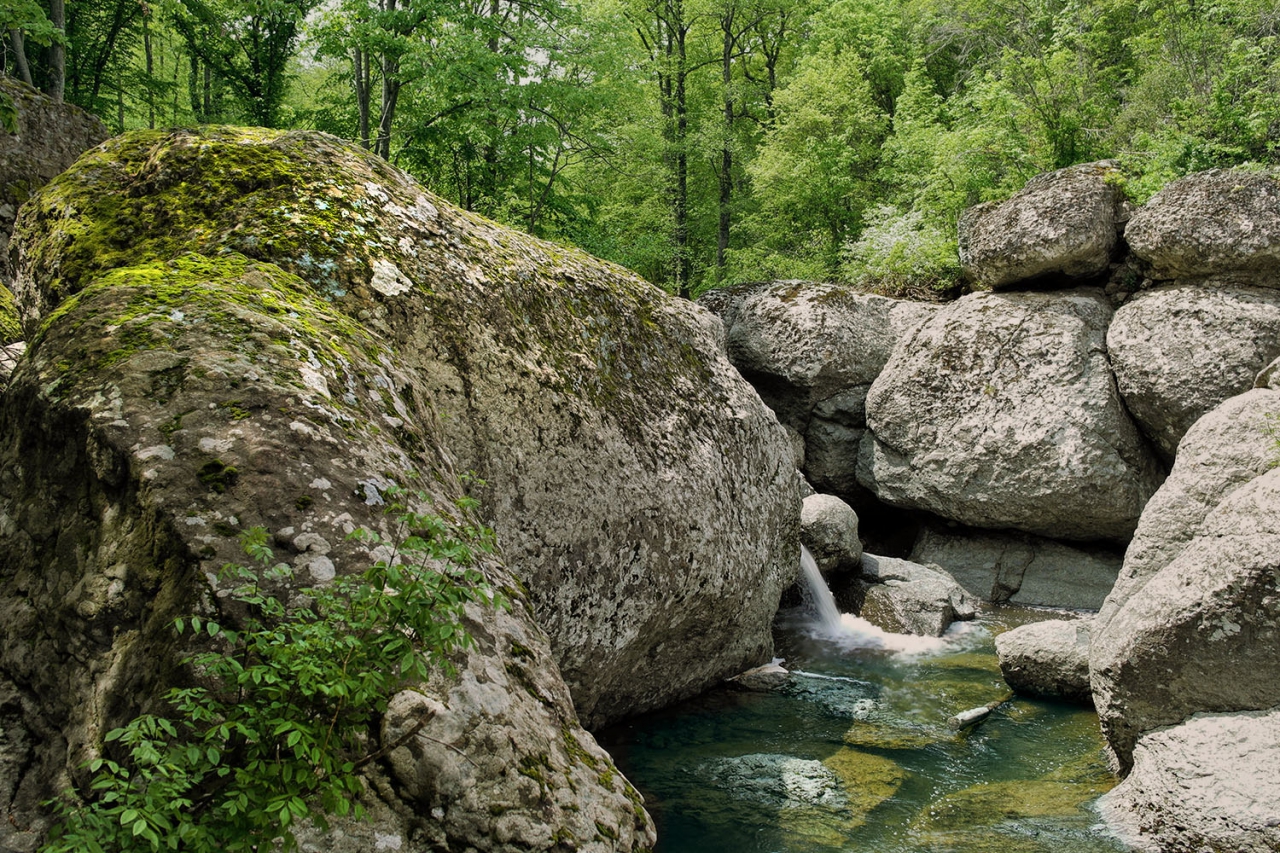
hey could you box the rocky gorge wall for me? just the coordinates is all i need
[702,161,1280,853]
[0,126,801,852]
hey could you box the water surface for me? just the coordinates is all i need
[599,607,1128,853]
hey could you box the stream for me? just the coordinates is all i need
[598,605,1129,853]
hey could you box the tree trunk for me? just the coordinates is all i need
[47,0,65,102]
[10,30,32,87]
[353,47,370,149]
[717,10,736,274]
[143,11,155,128]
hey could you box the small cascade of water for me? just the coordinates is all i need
[799,545,845,635]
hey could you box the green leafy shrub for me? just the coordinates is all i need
[841,205,964,301]
[43,492,503,853]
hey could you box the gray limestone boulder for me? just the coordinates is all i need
[1090,457,1280,770]
[859,554,975,636]
[0,78,108,290]
[859,289,1163,541]
[1094,388,1280,634]
[1125,168,1280,282]
[699,281,934,501]
[910,527,1122,610]
[958,161,1126,289]
[1098,708,1280,853]
[1107,283,1280,460]
[995,619,1093,704]
[800,494,862,575]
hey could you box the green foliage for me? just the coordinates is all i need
[842,205,962,300]
[42,492,503,853]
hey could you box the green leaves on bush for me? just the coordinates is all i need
[43,491,504,853]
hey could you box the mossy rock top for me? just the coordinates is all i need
[0,285,18,344]
[13,126,710,417]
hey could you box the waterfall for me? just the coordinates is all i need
[799,545,844,635]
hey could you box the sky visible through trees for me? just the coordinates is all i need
[7,0,1280,297]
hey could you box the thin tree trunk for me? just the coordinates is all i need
[47,0,65,102]
[143,11,155,128]
[10,30,32,87]
[717,10,736,274]
[353,47,370,149]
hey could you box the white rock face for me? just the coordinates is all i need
[1099,708,1280,853]
[958,161,1126,289]
[1107,283,1280,460]
[800,494,862,575]
[859,554,975,637]
[1095,388,1280,633]
[859,289,1163,541]
[910,527,1122,610]
[995,618,1092,704]
[1090,459,1280,769]
[1125,168,1280,282]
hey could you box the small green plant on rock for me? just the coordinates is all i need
[43,493,503,853]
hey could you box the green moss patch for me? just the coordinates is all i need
[0,285,19,343]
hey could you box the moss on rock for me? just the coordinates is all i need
[0,285,19,344]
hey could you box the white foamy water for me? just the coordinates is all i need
[798,545,844,635]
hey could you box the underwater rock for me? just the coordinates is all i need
[859,554,975,636]
[10,126,798,734]
[1098,707,1280,853]
[996,619,1093,705]
[859,288,1163,542]
[910,526,1122,610]
[1107,282,1280,461]
[1125,167,1280,283]
[800,493,862,576]
[958,161,1127,290]
[729,662,791,691]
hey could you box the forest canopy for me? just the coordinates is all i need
[6,0,1279,298]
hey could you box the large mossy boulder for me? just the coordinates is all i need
[1107,283,1280,461]
[858,289,1163,542]
[0,127,798,848]
[0,77,108,287]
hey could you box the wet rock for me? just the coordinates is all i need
[958,161,1126,289]
[910,527,1122,610]
[800,494,862,575]
[1107,282,1280,460]
[699,280,934,503]
[996,619,1093,705]
[860,289,1162,541]
[0,78,108,290]
[859,554,975,636]
[1125,168,1280,283]
[1090,391,1280,768]
[11,127,798,735]
[729,662,790,691]
[1098,708,1280,853]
